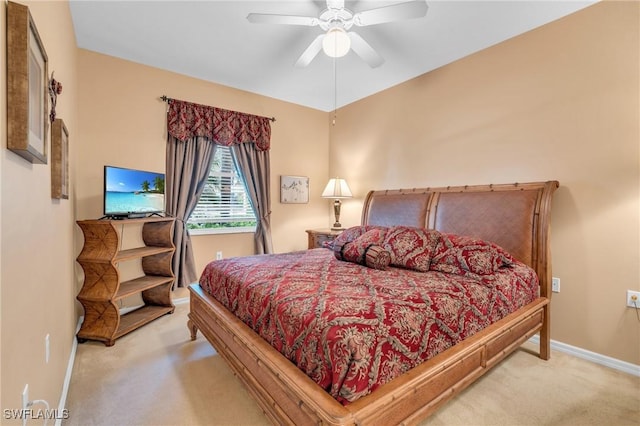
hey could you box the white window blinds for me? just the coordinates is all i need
[188,146,256,229]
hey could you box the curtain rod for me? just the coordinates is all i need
[160,95,276,122]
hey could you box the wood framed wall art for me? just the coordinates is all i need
[7,1,49,164]
[51,119,69,199]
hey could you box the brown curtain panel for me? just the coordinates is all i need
[231,143,273,254]
[165,98,273,286]
[165,136,216,288]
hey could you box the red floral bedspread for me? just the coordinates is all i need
[199,248,538,404]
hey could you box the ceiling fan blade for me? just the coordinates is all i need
[247,13,319,26]
[326,0,345,10]
[353,0,428,27]
[295,34,325,67]
[347,32,384,68]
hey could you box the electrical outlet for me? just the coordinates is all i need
[626,290,640,308]
[552,277,560,293]
[45,334,50,364]
[216,251,223,260]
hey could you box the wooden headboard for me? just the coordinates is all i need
[362,181,559,297]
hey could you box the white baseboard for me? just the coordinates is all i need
[55,316,82,426]
[528,335,640,377]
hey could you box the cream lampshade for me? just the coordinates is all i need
[321,178,352,230]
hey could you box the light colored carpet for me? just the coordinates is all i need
[64,300,640,426]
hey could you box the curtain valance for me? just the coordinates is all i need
[167,99,271,151]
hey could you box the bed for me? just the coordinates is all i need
[188,180,558,425]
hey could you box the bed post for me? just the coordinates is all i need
[187,319,198,341]
[537,180,559,360]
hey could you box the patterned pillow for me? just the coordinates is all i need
[363,245,392,270]
[334,228,391,270]
[328,225,387,251]
[382,226,441,272]
[430,233,514,276]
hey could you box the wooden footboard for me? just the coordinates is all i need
[188,283,548,426]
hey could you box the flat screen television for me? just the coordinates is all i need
[104,165,166,219]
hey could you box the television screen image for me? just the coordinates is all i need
[104,166,165,218]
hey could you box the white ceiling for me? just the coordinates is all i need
[69,1,597,112]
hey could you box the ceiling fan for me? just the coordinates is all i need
[247,0,429,68]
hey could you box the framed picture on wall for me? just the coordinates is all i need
[6,1,49,164]
[280,175,309,204]
[51,119,69,199]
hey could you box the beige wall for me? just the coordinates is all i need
[75,50,331,278]
[0,0,78,421]
[1,4,637,420]
[330,1,639,365]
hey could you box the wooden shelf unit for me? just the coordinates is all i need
[76,217,176,346]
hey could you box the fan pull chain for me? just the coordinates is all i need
[332,55,337,126]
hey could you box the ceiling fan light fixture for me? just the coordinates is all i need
[322,27,350,58]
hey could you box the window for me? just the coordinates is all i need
[188,146,256,234]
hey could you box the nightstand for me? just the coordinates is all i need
[306,229,343,249]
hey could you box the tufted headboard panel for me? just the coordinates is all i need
[362,181,559,296]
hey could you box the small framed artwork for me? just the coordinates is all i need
[280,175,309,204]
[51,119,69,199]
[6,1,49,164]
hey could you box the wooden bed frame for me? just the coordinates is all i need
[188,181,558,425]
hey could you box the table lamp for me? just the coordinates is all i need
[321,178,352,230]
